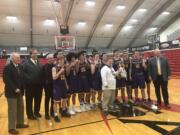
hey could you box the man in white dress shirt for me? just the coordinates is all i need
[101,54,120,116]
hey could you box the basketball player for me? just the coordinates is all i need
[91,52,102,109]
[143,55,151,102]
[77,51,91,111]
[52,52,70,122]
[118,61,127,103]
[113,50,124,102]
[66,52,82,114]
[130,51,146,105]
[123,52,133,101]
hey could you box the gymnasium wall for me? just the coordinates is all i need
[160,18,180,42]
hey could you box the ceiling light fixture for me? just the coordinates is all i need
[130,19,138,23]
[105,23,113,27]
[85,0,95,7]
[78,21,87,25]
[6,16,17,21]
[44,19,55,26]
[138,8,147,12]
[116,5,126,10]
[162,11,170,15]
[124,25,133,29]
[149,27,157,31]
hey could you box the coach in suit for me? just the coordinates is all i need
[23,49,43,120]
[3,52,29,134]
[148,49,171,108]
[42,54,54,120]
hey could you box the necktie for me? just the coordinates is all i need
[16,65,20,74]
[157,57,162,75]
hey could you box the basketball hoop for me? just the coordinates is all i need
[55,35,76,50]
[146,33,160,49]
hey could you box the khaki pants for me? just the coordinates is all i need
[102,90,115,111]
[7,95,24,130]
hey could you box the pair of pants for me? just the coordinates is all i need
[25,84,42,117]
[153,75,169,105]
[44,84,54,115]
[102,90,115,111]
[7,95,24,130]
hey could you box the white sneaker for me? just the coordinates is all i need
[85,104,91,111]
[68,108,76,115]
[80,104,86,112]
[73,106,82,113]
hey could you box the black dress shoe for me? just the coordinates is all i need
[165,104,171,109]
[34,113,42,118]
[8,129,19,134]
[16,124,29,128]
[54,116,61,123]
[45,114,50,120]
[28,115,37,120]
[50,112,54,117]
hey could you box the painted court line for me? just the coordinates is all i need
[29,118,116,135]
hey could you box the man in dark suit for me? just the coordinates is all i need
[3,52,29,134]
[42,54,54,120]
[23,49,43,120]
[148,49,171,109]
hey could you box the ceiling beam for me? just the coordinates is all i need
[84,0,112,48]
[158,12,180,35]
[65,0,75,25]
[127,0,176,48]
[106,0,145,48]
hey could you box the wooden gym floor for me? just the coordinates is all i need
[0,78,180,135]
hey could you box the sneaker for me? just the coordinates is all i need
[97,101,102,106]
[127,99,134,104]
[68,107,76,115]
[85,104,91,111]
[102,110,109,116]
[80,104,86,112]
[54,116,61,123]
[97,101,102,109]
[147,98,152,103]
[141,99,147,105]
[61,109,71,117]
[134,98,140,105]
[73,106,82,113]
[114,99,120,104]
[122,99,126,103]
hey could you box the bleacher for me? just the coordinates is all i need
[0,59,7,76]
[0,49,180,77]
[144,48,180,77]
[0,58,47,76]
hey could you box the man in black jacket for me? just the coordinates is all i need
[3,52,29,134]
[42,54,54,120]
[23,49,43,120]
